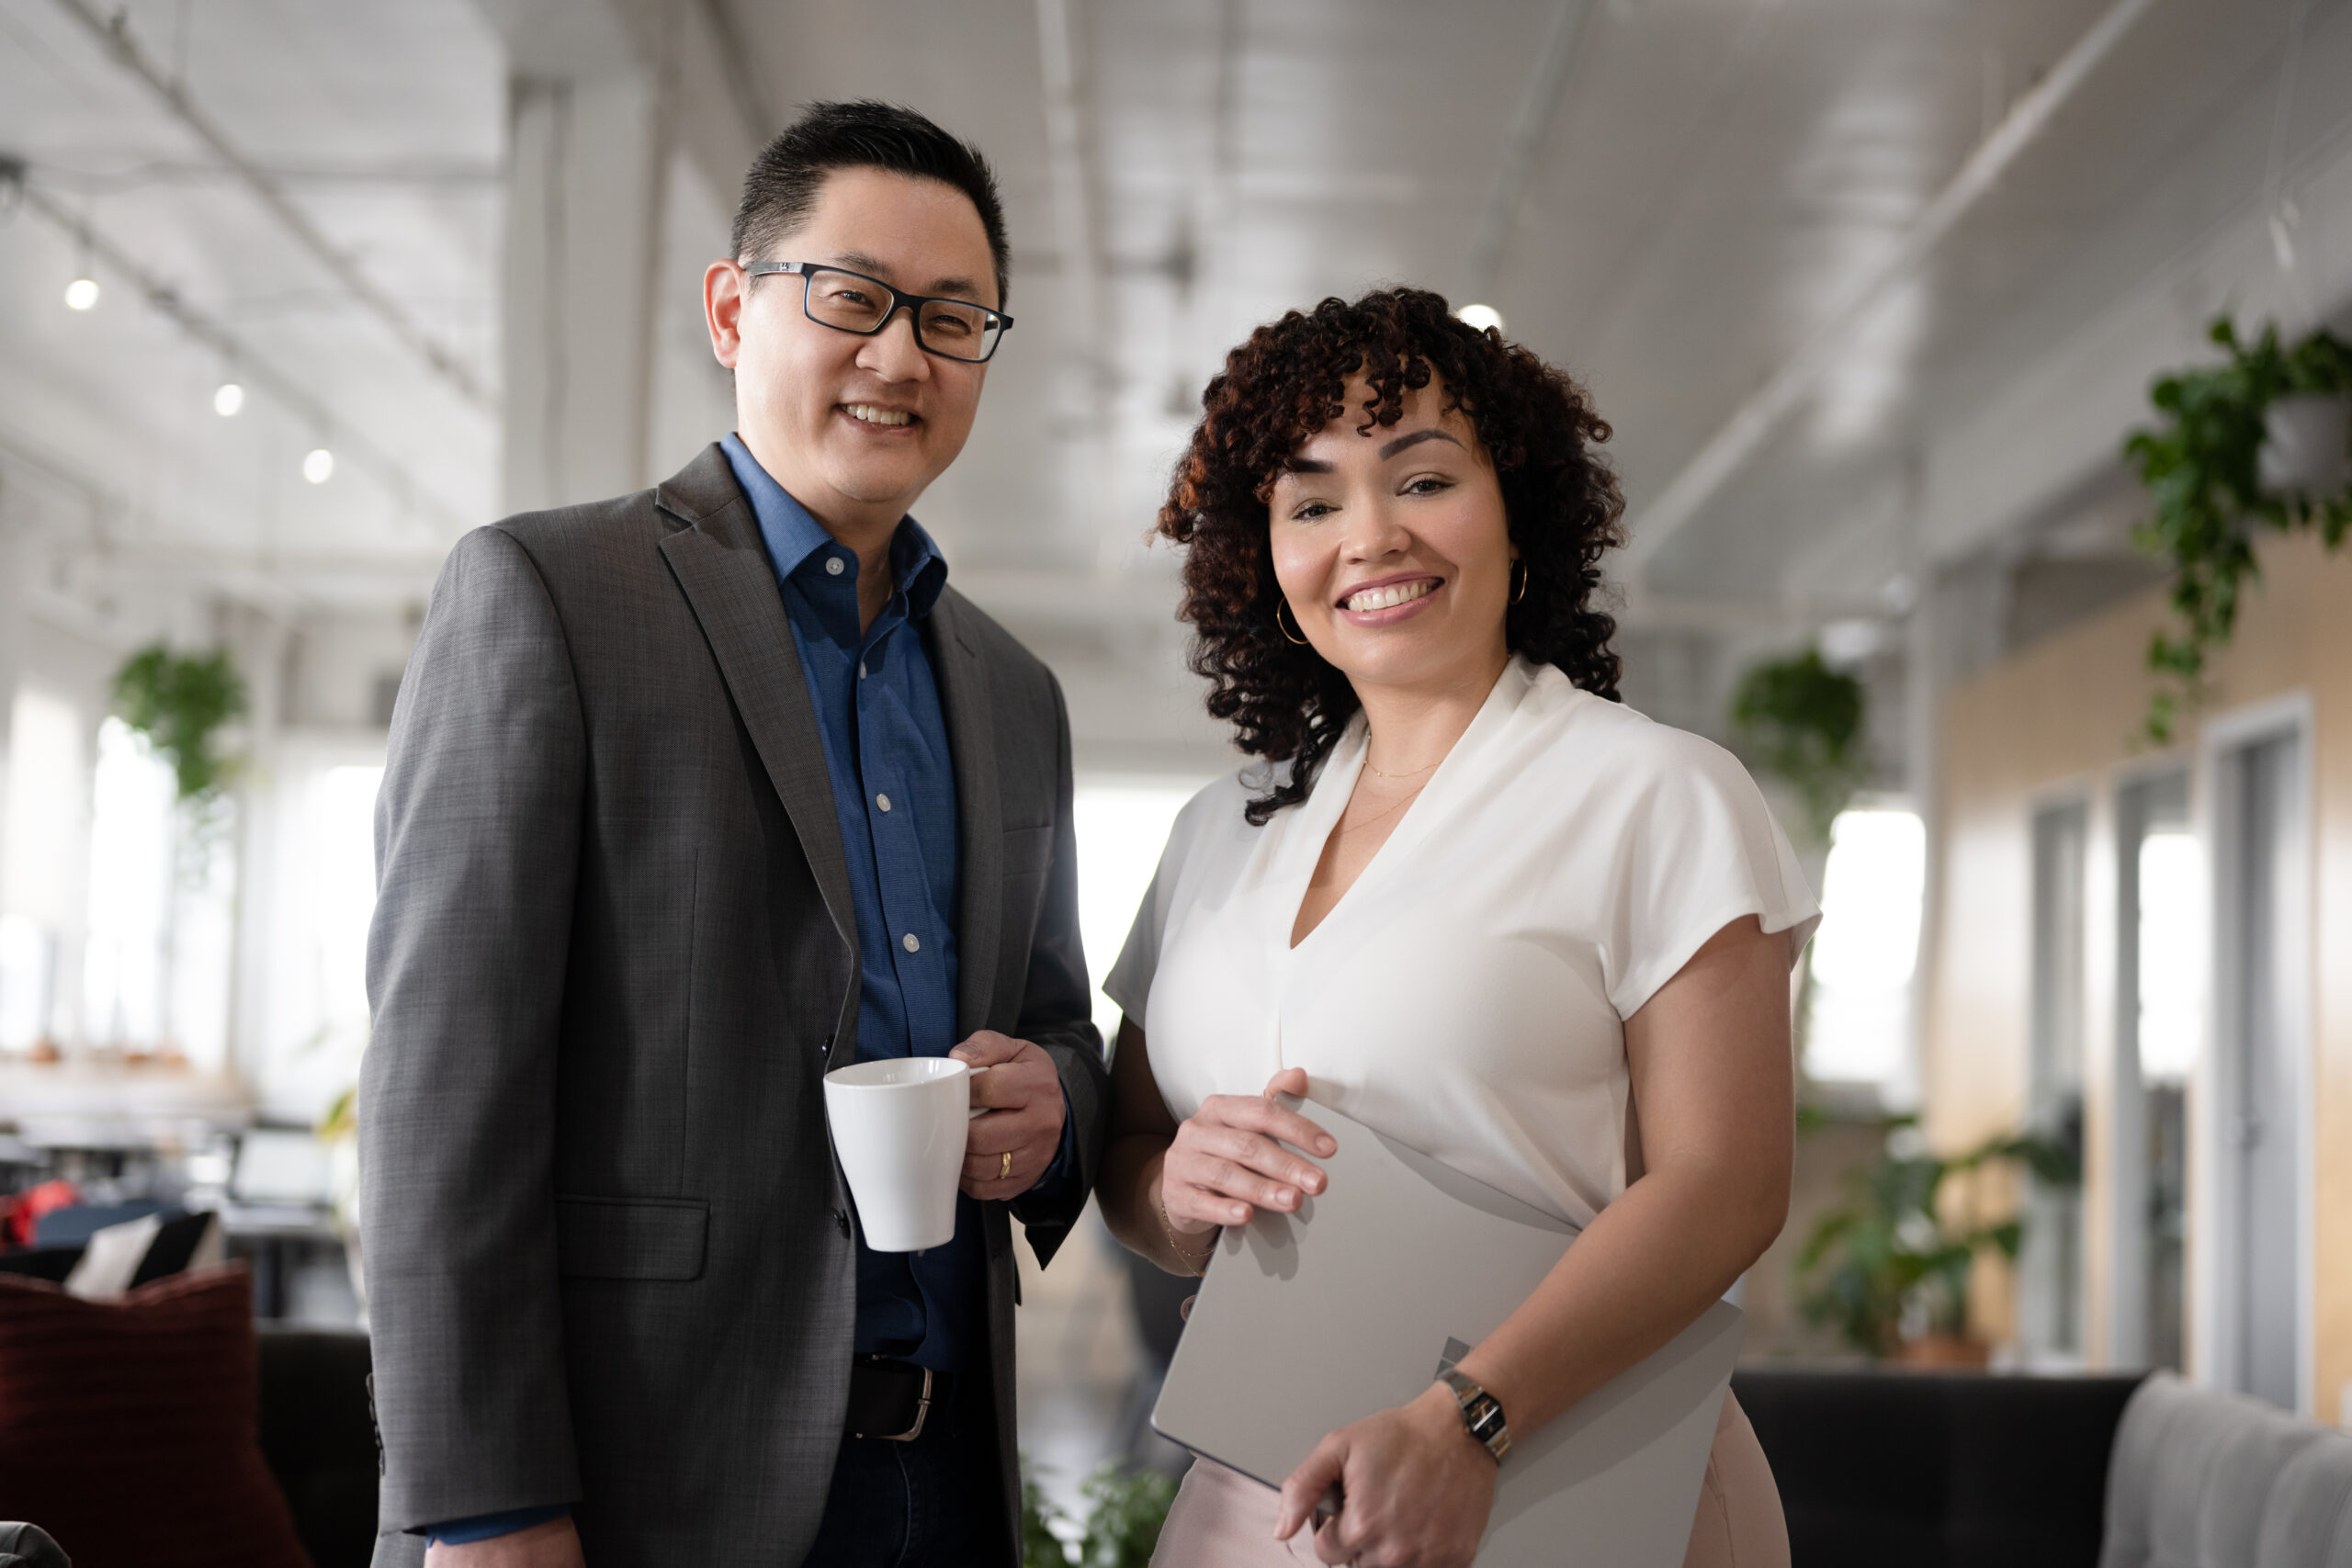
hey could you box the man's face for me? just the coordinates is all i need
[705,166,998,529]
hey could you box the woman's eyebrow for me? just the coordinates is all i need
[1376,427,1463,460]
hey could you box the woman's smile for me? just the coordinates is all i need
[1337,573,1445,625]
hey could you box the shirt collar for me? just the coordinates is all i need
[719,432,948,619]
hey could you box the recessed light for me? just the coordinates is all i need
[302,447,335,484]
[1457,303,1503,333]
[63,276,100,310]
[213,382,245,417]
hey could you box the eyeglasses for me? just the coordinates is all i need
[743,262,1013,364]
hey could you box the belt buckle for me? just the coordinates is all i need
[862,1364,933,1443]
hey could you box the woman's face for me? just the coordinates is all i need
[1266,375,1515,699]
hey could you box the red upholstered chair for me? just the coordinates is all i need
[0,1265,313,1568]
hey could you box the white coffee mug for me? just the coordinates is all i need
[822,1057,989,1252]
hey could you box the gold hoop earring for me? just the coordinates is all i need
[1275,600,1310,646]
[1510,560,1529,604]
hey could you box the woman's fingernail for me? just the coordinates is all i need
[1318,1139,1336,1155]
[1277,1188,1296,1205]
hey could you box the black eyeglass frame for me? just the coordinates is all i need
[743,261,1014,363]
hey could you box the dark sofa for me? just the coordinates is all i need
[1734,1366,2146,1567]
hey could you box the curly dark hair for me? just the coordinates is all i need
[1159,287,1626,824]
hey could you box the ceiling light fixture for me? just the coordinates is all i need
[212,381,245,417]
[63,275,100,310]
[302,447,335,484]
[1457,303,1504,334]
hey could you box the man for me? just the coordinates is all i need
[361,102,1106,1568]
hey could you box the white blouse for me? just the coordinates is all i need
[1104,655,1821,1231]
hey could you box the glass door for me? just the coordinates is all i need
[2112,770,2191,1371]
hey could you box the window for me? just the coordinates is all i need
[254,753,385,1117]
[1,688,86,1051]
[82,717,177,1050]
[1804,807,1926,1095]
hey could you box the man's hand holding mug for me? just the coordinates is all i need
[951,1032,1064,1201]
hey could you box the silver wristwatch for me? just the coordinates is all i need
[1438,1367,1511,1463]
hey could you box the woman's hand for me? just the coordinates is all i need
[1159,1066,1335,1241]
[1274,1383,1498,1566]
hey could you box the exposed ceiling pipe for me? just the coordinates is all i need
[17,181,472,535]
[1463,0,1591,309]
[50,0,492,412]
[1617,0,2164,592]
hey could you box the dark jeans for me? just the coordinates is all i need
[803,1382,996,1568]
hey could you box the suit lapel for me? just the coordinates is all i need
[927,589,1002,1040]
[655,446,858,966]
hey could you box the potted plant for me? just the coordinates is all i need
[1023,1458,1179,1568]
[1794,1117,2077,1364]
[2123,318,2352,742]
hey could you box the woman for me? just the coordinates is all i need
[1096,288,1817,1568]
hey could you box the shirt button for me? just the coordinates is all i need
[902,932,920,953]
[824,556,845,576]
[858,660,867,680]
[876,793,892,813]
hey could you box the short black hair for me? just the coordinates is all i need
[731,100,1010,307]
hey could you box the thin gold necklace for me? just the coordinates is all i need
[1364,757,1440,780]
[1338,777,1427,836]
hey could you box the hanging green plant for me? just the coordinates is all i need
[1729,647,1868,846]
[112,643,248,803]
[2123,317,2352,743]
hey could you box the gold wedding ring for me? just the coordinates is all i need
[1000,1151,1012,1180]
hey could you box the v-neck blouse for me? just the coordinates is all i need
[1104,655,1821,1230]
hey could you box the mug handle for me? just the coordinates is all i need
[966,1063,991,1120]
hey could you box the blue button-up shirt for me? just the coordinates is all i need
[721,432,984,1373]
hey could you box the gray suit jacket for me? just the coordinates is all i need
[360,443,1107,1566]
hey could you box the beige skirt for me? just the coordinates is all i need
[1148,1390,1788,1568]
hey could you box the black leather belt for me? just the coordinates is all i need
[846,1354,940,1441]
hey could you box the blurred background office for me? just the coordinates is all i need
[3,1,2352,1563]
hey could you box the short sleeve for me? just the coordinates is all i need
[1102,858,1172,1035]
[1102,779,1227,1034]
[1600,729,1822,1020]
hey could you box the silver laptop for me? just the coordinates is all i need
[1151,1098,1744,1568]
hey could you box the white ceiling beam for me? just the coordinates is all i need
[1616,0,2163,593]
[1464,0,1591,309]
[49,0,493,414]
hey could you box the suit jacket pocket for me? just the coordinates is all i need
[555,1195,708,1281]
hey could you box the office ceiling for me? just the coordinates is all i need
[3,0,2346,757]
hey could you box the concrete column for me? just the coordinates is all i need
[0,520,22,909]
[502,62,673,513]
[223,604,289,1093]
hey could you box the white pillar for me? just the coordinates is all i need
[500,60,672,513]
[0,521,21,908]
[224,604,289,1093]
